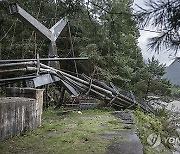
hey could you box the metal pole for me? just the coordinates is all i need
[0,57,89,63]
[39,63,113,97]
[0,61,35,67]
[0,67,37,73]
[0,75,37,82]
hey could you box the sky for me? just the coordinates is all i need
[133,0,176,66]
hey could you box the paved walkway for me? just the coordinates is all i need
[104,111,143,154]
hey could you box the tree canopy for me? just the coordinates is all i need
[135,0,180,53]
[0,0,171,98]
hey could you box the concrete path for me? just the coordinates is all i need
[104,111,143,154]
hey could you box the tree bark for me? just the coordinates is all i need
[0,17,2,59]
[145,76,151,100]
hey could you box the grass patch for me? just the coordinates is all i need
[0,108,123,154]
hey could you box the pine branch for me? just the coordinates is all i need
[135,0,180,53]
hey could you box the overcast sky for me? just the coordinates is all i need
[133,0,176,66]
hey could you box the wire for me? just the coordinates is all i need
[0,20,17,41]
[10,20,17,50]
[138,28,162,33]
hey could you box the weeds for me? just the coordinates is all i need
[0,108,123,154]
[133,108,175,154]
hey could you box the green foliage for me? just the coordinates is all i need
[0,0,171,99]
[171,86,180,99]
[133,108,173,154]
[135,0,180,52]
[74,0,144,89]
[134,56,171,98]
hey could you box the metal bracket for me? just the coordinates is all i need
[26,74,60,88]
[9,3,68,68]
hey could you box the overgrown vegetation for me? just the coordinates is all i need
[0,108,127,154]
[134,56,171,98]
[171,86,180,99]
[133,108,179,154]
[1,107,178,154]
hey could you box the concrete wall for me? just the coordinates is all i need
[0,88,44,141]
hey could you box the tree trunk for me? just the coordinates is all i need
[145,76,151,100]
[0,18,2,59]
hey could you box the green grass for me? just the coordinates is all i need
[0,108,124,154]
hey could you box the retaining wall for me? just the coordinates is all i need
[0,88,44,141]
